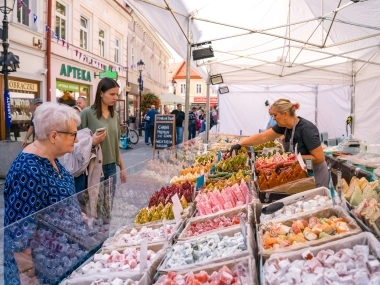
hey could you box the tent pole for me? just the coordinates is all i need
[205,79,210,143]
[351,61,356,135]
[183,17,192,142]
[293,44,380,67]
[163,0,190,44]
[355,48,380,75]
[321,0,342,48]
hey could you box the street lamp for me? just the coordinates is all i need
[137,59,145,136]
[172,80,177,94]
[0,0,17,141]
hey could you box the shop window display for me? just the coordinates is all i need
[56,83,90,108]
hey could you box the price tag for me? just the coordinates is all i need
[172,203,182,223]
[337,170,342,199]
[239,216,247,247]
[163,218,168,241]
[203,143,208,154]
[139,238,148,274]
[196,174,205,190]
[171,193,183,212]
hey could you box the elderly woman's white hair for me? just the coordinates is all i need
[33,102,81,140]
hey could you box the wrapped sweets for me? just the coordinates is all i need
[196,179,252,215]
[184,213,247,238]
[81,248,157,274]
[260,195,332,224]
[261,216,351,250]
[90,278,137,285]
[104,224,176,247]
[164,233,246,269]
[155,264,250,285]
[264,245,380,285]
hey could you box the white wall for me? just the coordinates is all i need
[218,84,351,140]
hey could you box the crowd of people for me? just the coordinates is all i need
[142,104,219,146]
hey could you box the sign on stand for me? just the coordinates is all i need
[153,115,175,156]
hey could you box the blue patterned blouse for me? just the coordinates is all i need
[4,152,76,284]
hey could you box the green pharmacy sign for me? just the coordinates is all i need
[60,64,91,82]
[99,68,118,79]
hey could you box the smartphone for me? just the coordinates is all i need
[95,127,106,135]
[305,158,314,177]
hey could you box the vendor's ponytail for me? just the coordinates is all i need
[272,98,300,116]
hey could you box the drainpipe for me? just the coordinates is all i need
[46,0,52,101]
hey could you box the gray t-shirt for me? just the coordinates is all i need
[272,117,321,155]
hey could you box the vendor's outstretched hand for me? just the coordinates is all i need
[230,144,241,156]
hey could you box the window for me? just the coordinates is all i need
[99,29,105,57]
[17,0,29,26]
[131,46,135,67]
[55,1,67,40]
[80,16,88,50]
[114,38,120,63]
[196,83,202,94]
[180,84,186,94]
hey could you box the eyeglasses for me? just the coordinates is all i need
[56,131,78,140]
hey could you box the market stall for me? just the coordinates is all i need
[3,136,380,285]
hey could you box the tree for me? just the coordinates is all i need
[141,92,161,113]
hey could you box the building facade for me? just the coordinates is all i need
[0,0,171,140]
[0,1,46,140]
[169,61,218,112]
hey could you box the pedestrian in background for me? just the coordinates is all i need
[143,107,151,145]
[188,106,197,140]
[22,98,43,147]
[171,103,185,145]
[164,105,170,115]
[76,96,87,110]
[146,105,159,146]
[80,77,126,185]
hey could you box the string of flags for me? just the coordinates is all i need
[17,0,138,72]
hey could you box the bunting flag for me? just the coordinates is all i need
[56,34,60,43]
[45,25,49,32]
[62,39,65,46]
[79,52,82,59]
[27,8,31,15]
[33,14,37,23]
[75,50,78,56]
[67,42,69,50]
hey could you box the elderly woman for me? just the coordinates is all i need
[4,102,80,284]
[230,98,328,188]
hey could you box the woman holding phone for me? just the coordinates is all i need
[80,78,127,185]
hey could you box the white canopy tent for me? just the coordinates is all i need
[125,0,380,143]
[160,93,186,105]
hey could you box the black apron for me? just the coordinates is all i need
[282,119,329,188]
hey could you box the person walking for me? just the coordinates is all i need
[188,107,197,140]
[171,103,185,145]
[143,107,151,145]
[22,98,43,147]
[79,77,126,185]
[146,105,159,146]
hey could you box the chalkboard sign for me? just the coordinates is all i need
[153,115,175,150]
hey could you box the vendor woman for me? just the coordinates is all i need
[230,98,329,188]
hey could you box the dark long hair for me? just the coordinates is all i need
[92,77,120,119]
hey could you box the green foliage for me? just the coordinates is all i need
[141,92,161,112]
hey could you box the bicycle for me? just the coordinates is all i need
[121,121,139,144]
